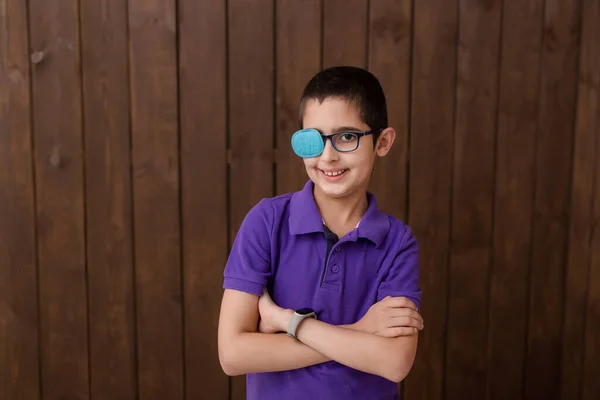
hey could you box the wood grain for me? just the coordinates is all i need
[403,1,458,399]
[129,0,184,398]
[561,0,600,398]
[0,0,40,398]
[445,1,501,398]
[486,2,544,399]
[580,2,600,398]
[80,0,137,398]
[323,0,368,68]
[525,1,582,398]
[29,0,89,397]
[179,0,229,398]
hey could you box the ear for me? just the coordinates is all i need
[374,127,396,157]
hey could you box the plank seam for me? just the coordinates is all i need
[175,0,187,397]
[320,0,324,70]
[24,0,44,397]
[560,2,586,397]
[405,0,415,226]
[224,0,232,398]
[581,16,600,393]
[522,1,548,397]
[442,1,460,398]
[273,0,278,196]
[76,0,93,397]
[485,1,505,398]
[402,0,415,396]
[365,0,370,69]
[124,0,140,396]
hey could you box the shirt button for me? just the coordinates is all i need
[331,265,340,273]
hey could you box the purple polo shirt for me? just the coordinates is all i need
[223,180,421,400]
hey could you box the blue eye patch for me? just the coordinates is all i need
[291,129,325,158]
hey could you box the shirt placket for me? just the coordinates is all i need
[321,226,346,290]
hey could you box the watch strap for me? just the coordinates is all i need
[287,311,317,340]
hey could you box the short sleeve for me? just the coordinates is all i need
[377,227,422,310]
[223,199,273,296]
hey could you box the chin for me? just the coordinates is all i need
[318,184,351,198]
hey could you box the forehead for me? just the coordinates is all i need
[302,97,368,131]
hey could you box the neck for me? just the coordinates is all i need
[313,184,369,231]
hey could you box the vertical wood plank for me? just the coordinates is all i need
[403,1,458,399]
[0,0,40,398]
[583,130,600,400]
[486,2,544,399]
[275,0,321,195]
[367,0,412,222]
[128,0,183,398]
[228,0,275,398]
[323,0,368,68]
[525,1,582,398]
[445,1,501,398]
[583,244,600,400]
[28,0,89,398]
[561,0,599,398]
[580,2,600,399]
[80,0,137,398]
[178,0,229,399]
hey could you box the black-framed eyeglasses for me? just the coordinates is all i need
[291,127,383,158]
[319,128,383,153]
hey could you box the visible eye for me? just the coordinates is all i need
[338,133,358,142]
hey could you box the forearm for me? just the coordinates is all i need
[220,331,329,375]
[295,318,417,382]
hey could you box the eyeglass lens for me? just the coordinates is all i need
[326,132,359,152]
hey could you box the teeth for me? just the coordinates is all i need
[323,169,346,177]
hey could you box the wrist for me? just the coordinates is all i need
[349,319,363,331]
[285,308,318,339]
[278,308,294,332]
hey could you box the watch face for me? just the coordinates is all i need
[296,308,314,315]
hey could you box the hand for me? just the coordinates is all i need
[355,296,424,338]
[258,289,291,334]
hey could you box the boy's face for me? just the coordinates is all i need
[301,97,395,200]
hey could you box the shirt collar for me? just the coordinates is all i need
[289,180,390,247]
[356,192,390,247]
[289,180,325,235]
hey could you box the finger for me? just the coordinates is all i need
[387,309,424,322]
[385,296,418,310]
[388,316,424,329]
[379,296,392,304]
[380,327,419,338]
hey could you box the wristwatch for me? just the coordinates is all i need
[287,308,317,340]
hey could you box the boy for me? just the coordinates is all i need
[218,66,423,399]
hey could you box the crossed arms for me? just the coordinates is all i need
[217,289,424,383]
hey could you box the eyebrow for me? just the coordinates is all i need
[312,126,363,134]
[306,126,365,135]
[333,126,363,132]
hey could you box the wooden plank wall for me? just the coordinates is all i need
[1,0,598,399]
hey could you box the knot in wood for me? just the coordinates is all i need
[31,51,45,64]
[49,149,62,168]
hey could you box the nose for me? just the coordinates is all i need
[320,137,340,162]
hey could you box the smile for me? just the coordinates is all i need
[320,169,348,177]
